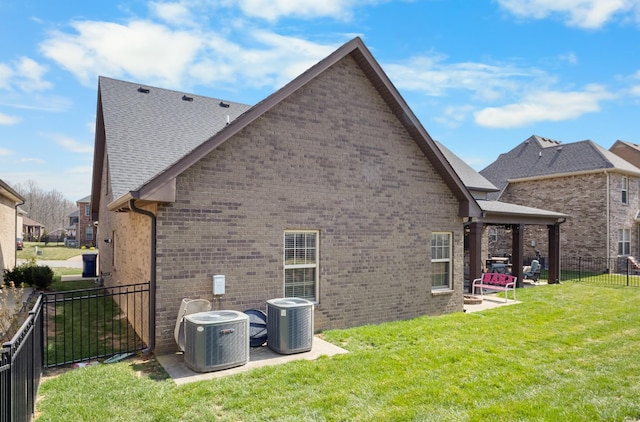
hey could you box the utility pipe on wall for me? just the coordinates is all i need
[129,198,156,354]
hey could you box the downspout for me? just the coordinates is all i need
[605,171,610,259]
[14,200,24,265]
[129,198,156,354]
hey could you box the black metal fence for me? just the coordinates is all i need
[1,282,149,422]
[560,256,640,287]
[1,295,43,422]
[44,282,149,367]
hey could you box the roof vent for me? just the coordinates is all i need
[557,146,563,151]
[137,87,150,94]
[182,95,193,102]
[219,101,230,108]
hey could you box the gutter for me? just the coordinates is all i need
[129,198,156,354]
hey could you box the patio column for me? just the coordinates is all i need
[468,221,483,293]
[548,223,561,284]
[511,224,524,288]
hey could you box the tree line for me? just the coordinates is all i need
[13,179,77,237]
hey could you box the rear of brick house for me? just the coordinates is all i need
[91,38,480,354]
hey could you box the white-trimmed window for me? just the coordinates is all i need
[618,228,630,256]
[85,204,91,216]
[431,232,452,290]
[85,226,93,242]
[622,176,629,205]
[284,231,318,301]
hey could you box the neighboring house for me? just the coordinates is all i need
[610,140,640,169]
[0,179,25,275]
[91,37,483,354]
[436,141,567,288]
[22,217,44,242]
[480,135,640,261]
[76,195,94,247]
[66,209,79,239]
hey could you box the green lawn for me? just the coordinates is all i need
[36,282,640,421]
[18,241,88,261]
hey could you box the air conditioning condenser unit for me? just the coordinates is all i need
[183,310,249,372]
[267,297,314,354]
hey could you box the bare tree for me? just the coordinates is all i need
[13,179,77,236]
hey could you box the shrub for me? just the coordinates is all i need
[3,258,54,289]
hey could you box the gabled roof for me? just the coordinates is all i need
[92,78,251,206]
[480,135,640,200]
[93,37,481,218]
[76,195,91,204]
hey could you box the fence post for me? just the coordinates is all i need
[578,257,582,281]
[627,258,630,286]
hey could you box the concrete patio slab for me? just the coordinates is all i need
[157,336,348,385]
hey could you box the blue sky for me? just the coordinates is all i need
[1,0,640,201]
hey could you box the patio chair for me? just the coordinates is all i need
[523,260,540,283]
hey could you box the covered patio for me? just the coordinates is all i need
[465,200,568,291]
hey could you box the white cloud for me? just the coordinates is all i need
[236,0,369,21]
[496,0,640,29]
[434,105,475,128]
[40,20,204,87]
[15,57,52,92]
[385,55,543,101]
[0,57,51,92]
[0,147,14,156]
[40,16,342,92]
[0,63,12,90]
[474,84,614,128]
[49,134,94,154]
[149,1,195,25]
[0,112,20,125]
[19,157,46,165]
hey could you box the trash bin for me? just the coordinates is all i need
[82,254,97,278]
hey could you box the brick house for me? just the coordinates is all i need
[480,135,640,261]
[0,179,24,275]
[76,195,94,247]
[91,37,485,354]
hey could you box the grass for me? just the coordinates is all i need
[36,282,640,421]
[17,241,88,261]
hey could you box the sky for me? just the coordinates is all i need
[1,0,640,202]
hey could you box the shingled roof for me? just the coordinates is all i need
[93,77,251,202]
[435,141,497,194]
[480,135,640,200]
[92,37,482,218]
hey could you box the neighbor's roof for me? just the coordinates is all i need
[76,194,91,203]
[23,216,44,227]
[480,135,640,200]
[93,37,481,218]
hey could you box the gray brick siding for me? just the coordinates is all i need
[100,54,466,354]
